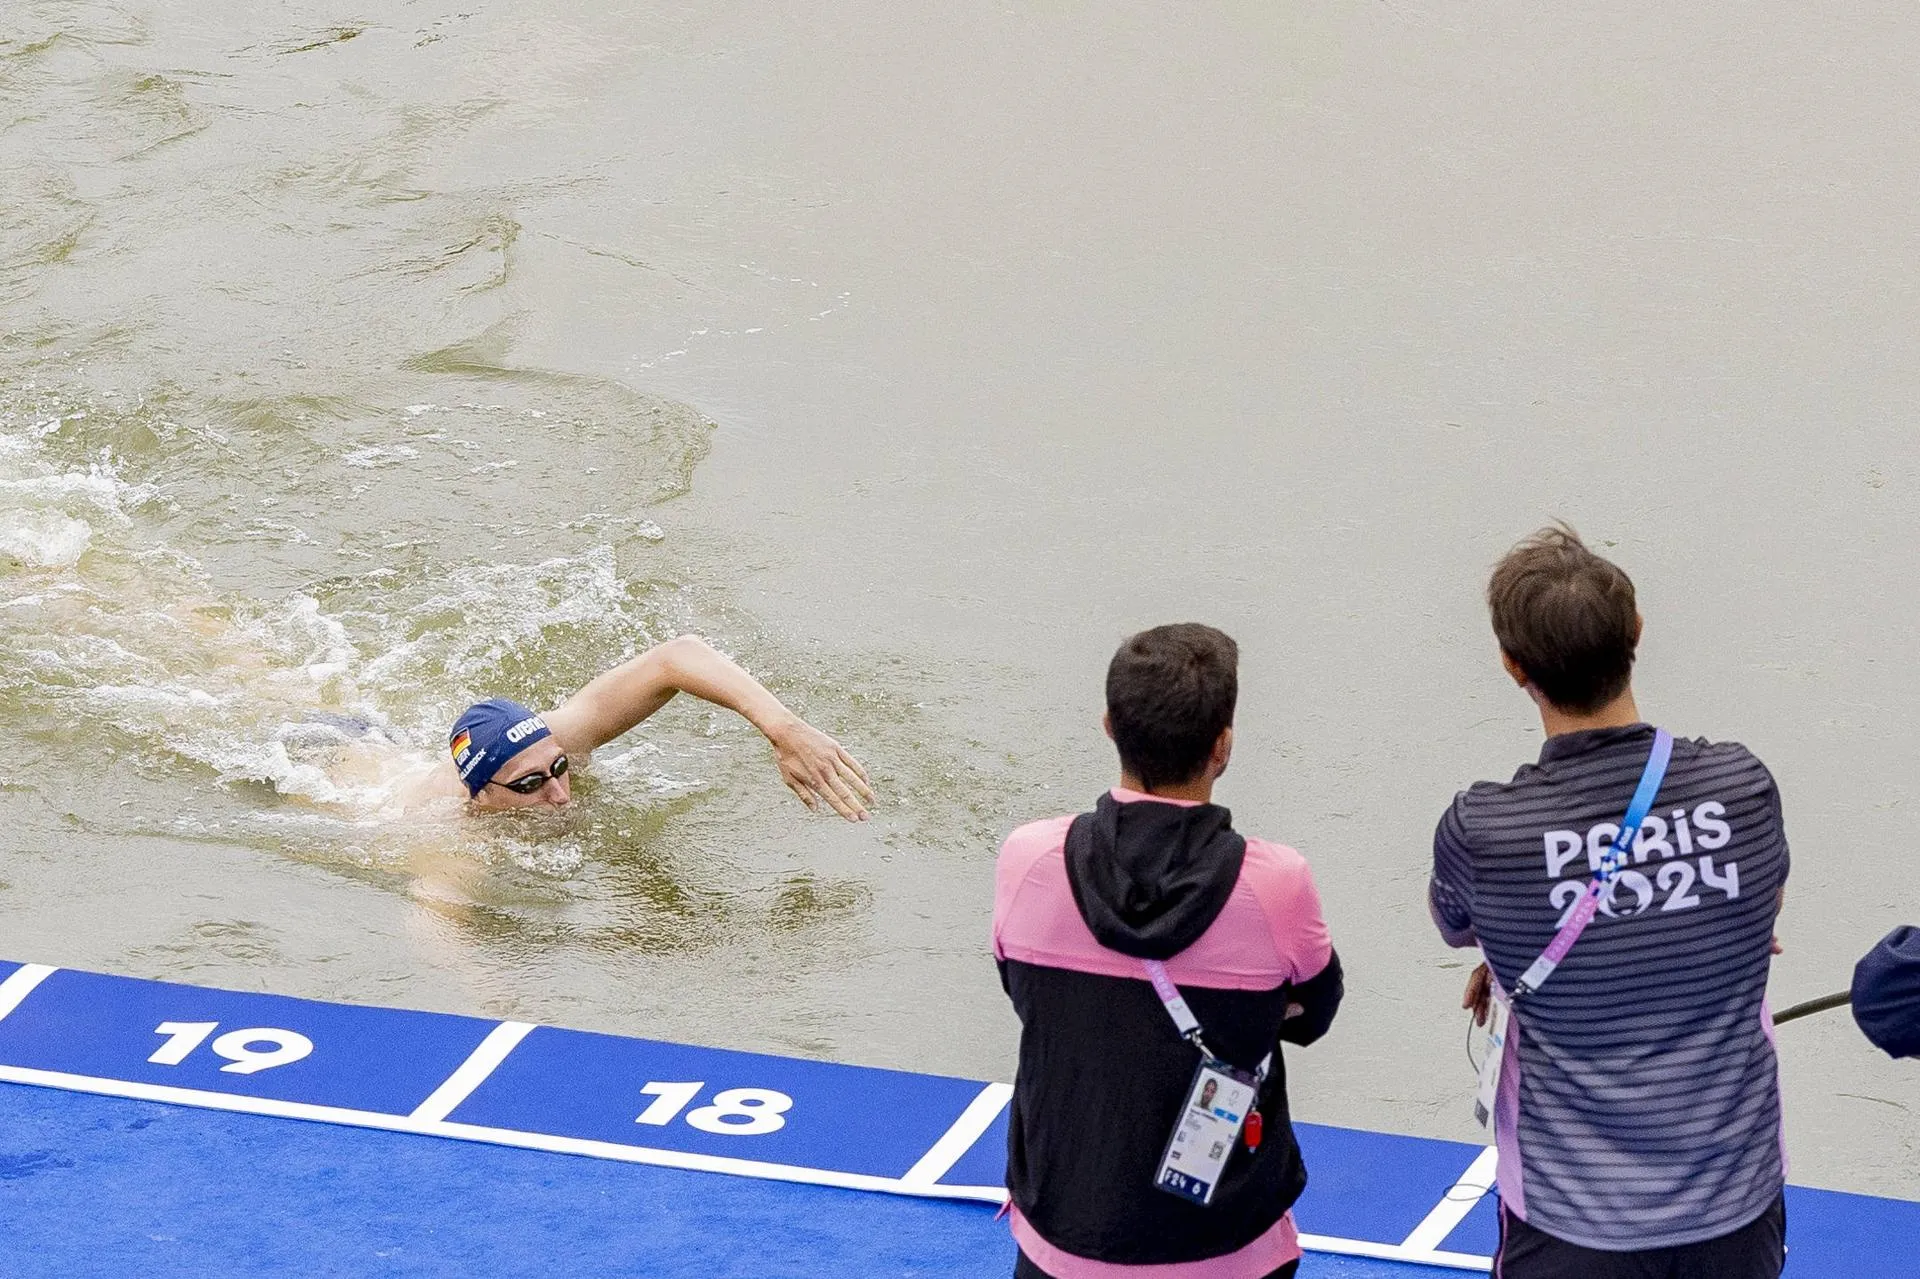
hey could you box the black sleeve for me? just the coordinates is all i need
[1278,947,1343,1047]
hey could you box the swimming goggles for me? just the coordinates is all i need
[488,754,570,794]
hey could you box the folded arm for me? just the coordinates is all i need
[544,635,875,820]
[1264,855,1342,1047]
[1280,949,1343,1046]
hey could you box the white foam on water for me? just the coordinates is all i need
[0,509,93,568]
[0,432,157,518]
[341,443,422,468]
[593,739,712,802]
[0,432,136,567]
[0,470,138,508]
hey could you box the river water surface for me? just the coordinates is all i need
[3,0,1917,1200]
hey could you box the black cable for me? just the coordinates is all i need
[1772,990,1851,1025]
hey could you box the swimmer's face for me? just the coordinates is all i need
[471,738,572,811]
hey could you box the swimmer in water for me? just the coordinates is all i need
[407,635,875,820]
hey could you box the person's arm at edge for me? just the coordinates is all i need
[1852,925,1920,1059]
[992,829,1016,997]
[1430,791,1478,949]
[992,819,1066,998]
[544,634,875,820]
[1432,791,1494,1023]
[1766,763,1790,954]
[1266,853,1341,1047]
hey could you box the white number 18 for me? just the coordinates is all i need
[635,1081,792,1135]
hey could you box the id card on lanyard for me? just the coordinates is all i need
[1473,987,1511,1130]
[1140,959,1270,1206]
[1157,1056,1258,1205]
[1474,729,1672,1131]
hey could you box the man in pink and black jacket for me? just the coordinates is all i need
[993,624,1344,1279]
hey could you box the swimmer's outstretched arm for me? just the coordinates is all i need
[543,635,876,821]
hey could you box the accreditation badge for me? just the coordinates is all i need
[1153,1057,1258,1205]
[1473,989,1511,1130]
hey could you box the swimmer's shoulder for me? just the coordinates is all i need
[539,701,598,757]
[397,757,469,811]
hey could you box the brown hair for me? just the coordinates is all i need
[1106,623,1238,789]
[1487,525,1638,713]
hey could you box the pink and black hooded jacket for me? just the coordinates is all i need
[993,788,1343,1277]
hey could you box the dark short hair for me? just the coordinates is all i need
[1106,624,1239,789]
[1488,525,1638,713]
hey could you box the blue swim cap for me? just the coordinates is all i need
[449,698,553,795]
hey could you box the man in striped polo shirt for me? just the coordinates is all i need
[1430,527,1789,1278]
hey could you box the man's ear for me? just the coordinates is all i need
[1632,613,1644,648]
[1499,649,1530,688]
[1211,725,1234,779]
[1103,712,1115,743]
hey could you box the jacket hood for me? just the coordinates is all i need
[1064,790,1247,960]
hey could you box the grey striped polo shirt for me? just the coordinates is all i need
[1429,723,1789,1251]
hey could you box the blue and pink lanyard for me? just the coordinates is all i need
[1512,728,1673,999]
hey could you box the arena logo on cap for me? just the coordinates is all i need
[505,715,546,745]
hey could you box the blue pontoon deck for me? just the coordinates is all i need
[0,960,1908,1276]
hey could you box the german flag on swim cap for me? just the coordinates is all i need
[448,698,552,795]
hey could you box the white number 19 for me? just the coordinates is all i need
[149,1022,314,1075]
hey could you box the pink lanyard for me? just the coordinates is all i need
[1142,959,1271,1083]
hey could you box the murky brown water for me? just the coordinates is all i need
[3,0,1915,1200]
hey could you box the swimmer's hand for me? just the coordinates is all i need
[770,718,876,822]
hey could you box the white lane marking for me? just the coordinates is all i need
[0,1059,1497,1273]
[1299,1231,1493,1272]
[0,1063,947,1198]
[432,1116,1009,1203]
[0,964,57,1023]
[408,1021,536,1123]
[899,1081,1013,1187]
[1399,1144,1500,1254]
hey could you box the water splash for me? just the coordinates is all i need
[0,405,711,850]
